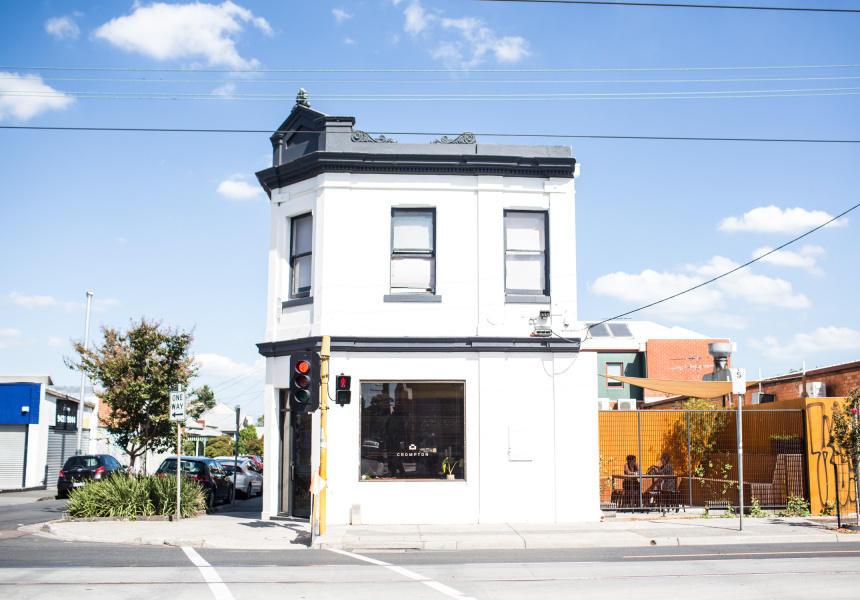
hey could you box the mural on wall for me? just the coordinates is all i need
[807,400,856,514]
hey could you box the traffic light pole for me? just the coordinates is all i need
[319,336,331,536]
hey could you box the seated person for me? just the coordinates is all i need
[622,454,640,505]
[656,453,675,491]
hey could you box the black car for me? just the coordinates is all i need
[57,454,126,498]
[155,456,233,508]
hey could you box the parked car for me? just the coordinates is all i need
[217,459,263,498]
[155,456,233,508]
[57,454,126,498]
[240,454,264,471]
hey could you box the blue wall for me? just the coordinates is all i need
[0,383,41,425]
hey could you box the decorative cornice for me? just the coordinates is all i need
[257,336,580,357]
[351,130,397,143]
[257,151,576,194]
[433,132,476,144]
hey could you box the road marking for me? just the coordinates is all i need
[329,548,476,600]
[182,546,235,600]
[624,549,860,559]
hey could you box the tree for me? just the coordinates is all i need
[66,317,197,468]
[256,415,264,427]
[238,424,258,454]
[205,435,234,458]
[830,387,860,525]
[188,384,216,418]
[246,435,264,457]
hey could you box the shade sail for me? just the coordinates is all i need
[599,374,734,397]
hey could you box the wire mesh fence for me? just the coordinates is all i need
[598,410,806,513]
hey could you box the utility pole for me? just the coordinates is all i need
[319,336,331,535]
[75,292,93,455]
[232,405,240,507]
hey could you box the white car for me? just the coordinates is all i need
[215,457,263,499]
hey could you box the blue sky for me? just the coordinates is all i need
[1,1,859,416]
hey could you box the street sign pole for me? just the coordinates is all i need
[169,386,187,521]
[732,368,746,531]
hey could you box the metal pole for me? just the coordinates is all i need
[176,420,181,521]
[834,458,842,529]
[320,336,331,534]
[232,405,240,507]
[637,410,643,510]
[686,411,693,509]
[75,292,93,455]
[737,393,744,531]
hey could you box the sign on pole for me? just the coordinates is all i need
[731,368,746,395]
[169,390,187,422]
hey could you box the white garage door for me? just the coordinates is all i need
[0,425,27,489]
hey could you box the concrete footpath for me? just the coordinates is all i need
[19,510,860,551]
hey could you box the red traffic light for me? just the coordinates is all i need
[295,360,310,374]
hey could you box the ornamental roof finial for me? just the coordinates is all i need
[296,88,310,108]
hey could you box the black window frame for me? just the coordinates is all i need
[289,213,313,299]
[389,207,437,295]
[503,210,549,297]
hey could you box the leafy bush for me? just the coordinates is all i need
[819,500,835,516]
[748,498,768,518]
[776,495,811,517]
[66,474,205,519]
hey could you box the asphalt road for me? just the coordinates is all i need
[3,536,860,599]
[0,495,67,531]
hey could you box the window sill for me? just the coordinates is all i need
[383,294,442,303]
[505,295,550,304]
[282,297,313,309]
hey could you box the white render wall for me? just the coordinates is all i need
[264,172,578,342]
[261,350,599,524]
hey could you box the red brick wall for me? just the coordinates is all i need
[644,338,731,399]
[756,363,860,403]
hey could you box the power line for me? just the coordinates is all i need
[468,0,860,12]
[3,125,859,144]
[586,200,860,330]
[3,64,859,73]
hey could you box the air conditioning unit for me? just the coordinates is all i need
[597,398,611,411]
[806,382,826,398]
[617,400,637,411]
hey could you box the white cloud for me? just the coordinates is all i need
[93,2,272,69]
[196,353,264,378]
[48,336,65,348]
[590,255,810,326]
[718,205,848,234]
[213,82,236,96]
[45,16,81,40]
[0,72,74,122]
[752,245,825,275]
[4,292,120,313]
[344,38,356,45]
[396,1,529,67]
[0,328,22,338]
[332,8,353,23]
[217,175,263,200]
[0,328,28,350]
[750,327,860,362]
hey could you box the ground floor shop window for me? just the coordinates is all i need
[360,381,465,481]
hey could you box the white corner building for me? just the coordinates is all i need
[256,96,599,524]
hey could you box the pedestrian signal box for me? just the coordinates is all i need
[335,374,351,406]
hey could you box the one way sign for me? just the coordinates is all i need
[169,390,187,422]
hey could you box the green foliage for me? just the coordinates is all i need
[749,498,768,518]
[441,457,463,476]
[238,425,258,454]
[662,398,730,477]
[245,434,264,457]
[769,433,801,441]
[65,474,205,518]
[205,435,234,458]
[776,495,811,517]
[598,455,616,491]
[188,384,216,418]
[66,317,197,468]
[256,415,264,427]
[819,501,835,517]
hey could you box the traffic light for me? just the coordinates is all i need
[335,374,351,405]
[290,351,320,413]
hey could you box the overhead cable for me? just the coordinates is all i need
[468,0,860,13]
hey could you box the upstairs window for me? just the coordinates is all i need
[390,208,436,294]
[606,363,624,388]
[290,213,313,298]
[504,210,548,296]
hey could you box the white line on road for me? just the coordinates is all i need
[329,548,476,600]
[182,546,235,600]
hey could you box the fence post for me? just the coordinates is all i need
[687,411,693,509]
[637,411,643,509]
[834,458,842,529]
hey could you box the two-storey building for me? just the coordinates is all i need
[256,95,599,524]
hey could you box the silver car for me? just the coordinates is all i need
[215,457,263,499]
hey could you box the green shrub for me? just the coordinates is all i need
[66,474,205,519]
[776,495,811,517]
